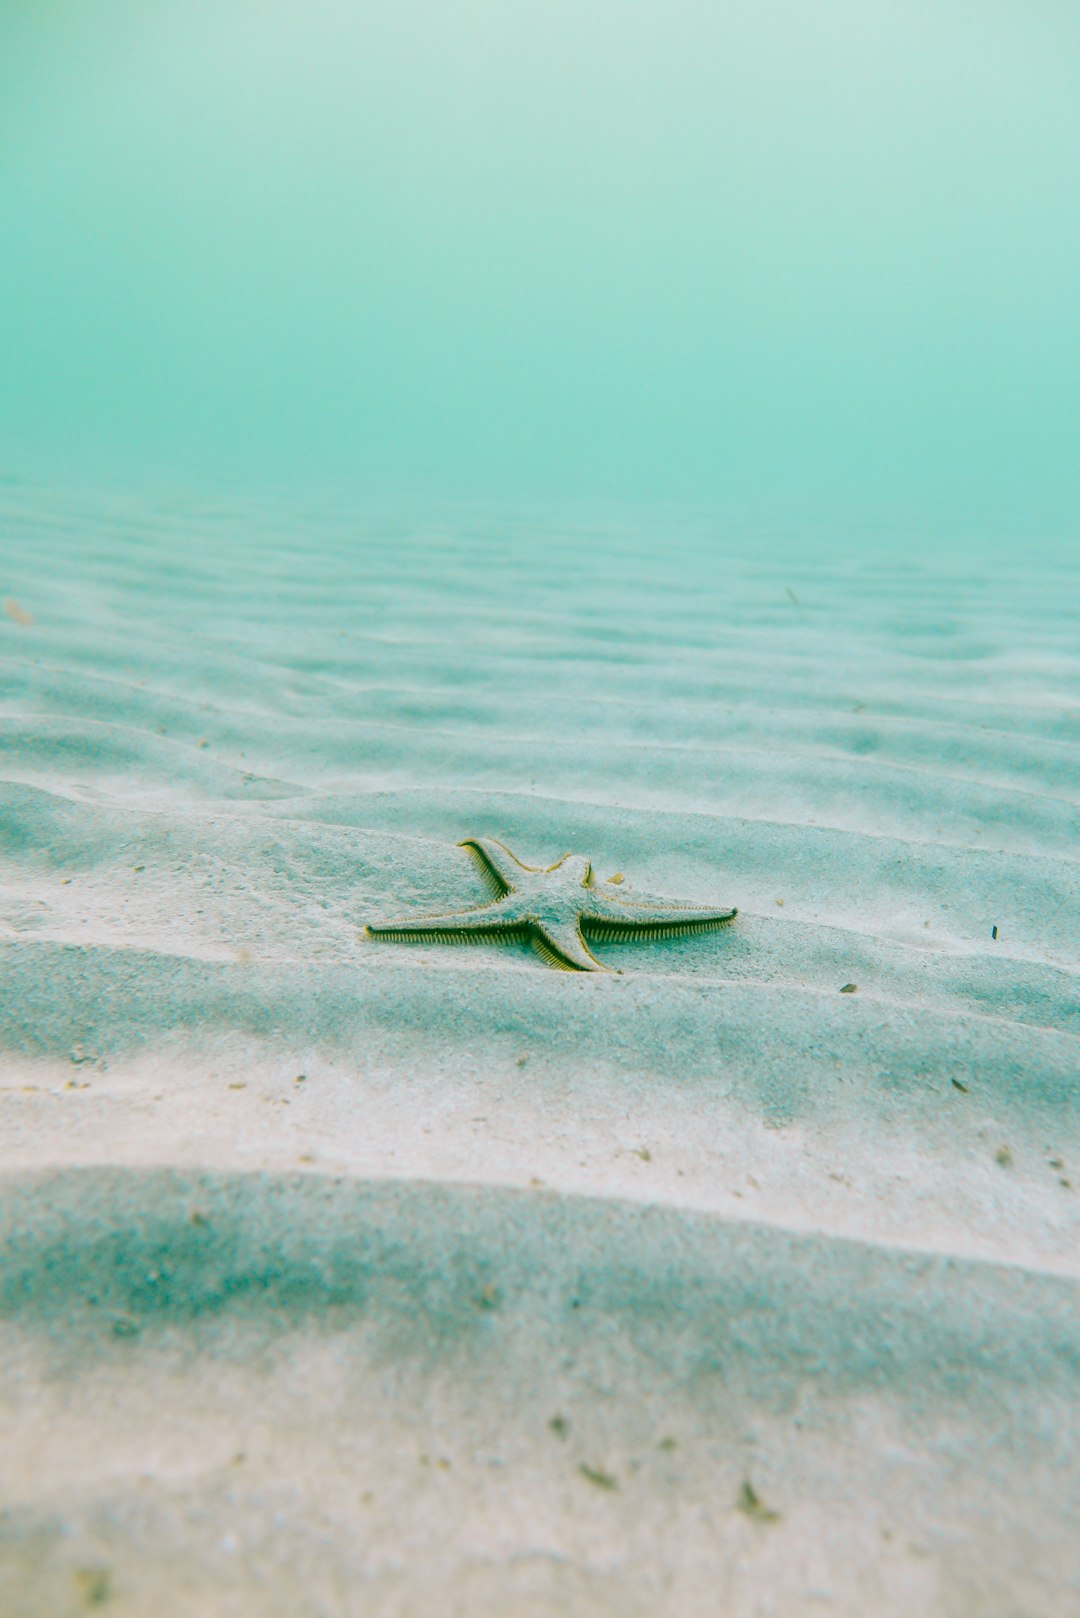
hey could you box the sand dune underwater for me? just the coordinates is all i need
[1,482,1078,1615]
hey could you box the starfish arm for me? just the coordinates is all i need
[581,893,737,942]
[365,894,524,944]
[458,837,532,893]
[531,920,609,973]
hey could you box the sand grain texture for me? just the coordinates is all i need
[0,486,1078,1616]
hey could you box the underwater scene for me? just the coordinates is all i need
[1,5,1078,1615]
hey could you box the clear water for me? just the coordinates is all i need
[1,1,1078,538]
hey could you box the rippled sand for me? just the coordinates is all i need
[1,484,1077,1615]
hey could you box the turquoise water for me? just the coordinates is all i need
[1,12,1079,1612]
[1,1,1079,534]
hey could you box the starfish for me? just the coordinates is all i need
[365,837,737,972]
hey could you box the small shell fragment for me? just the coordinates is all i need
[3,597,34,626]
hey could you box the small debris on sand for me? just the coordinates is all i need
[3,596,34,626]
[550,1415,569,1438]
[991,925,999,940]
[775,898,785,906]
[951,1078,969,1094]
[579,1463,618,1490]
[73,1568,111,1606]
[840,983,858,994]
[995,1145,1013,1168]
[607,872,625,885]
[738,1480,781,1523]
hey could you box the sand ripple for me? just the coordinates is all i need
[1,485,1078,1613]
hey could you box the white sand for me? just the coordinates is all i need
[0,483,1078,1615]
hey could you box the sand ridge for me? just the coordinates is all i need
[2,1168,1078,1617]
[0,482,1078,1614]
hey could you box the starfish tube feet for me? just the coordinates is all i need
[583,902,737,944]
[531,921,608,973]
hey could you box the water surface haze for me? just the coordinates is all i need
[1,0,1078,533]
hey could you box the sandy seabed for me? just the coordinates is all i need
[0,484,1078,1616]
